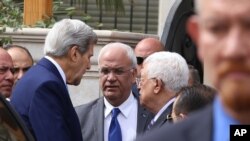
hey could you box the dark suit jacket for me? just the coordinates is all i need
[136,105,213,141]
[75,93,153,141]
[132,83,140,97]
[10,58,83,141]
[150,102,174,129]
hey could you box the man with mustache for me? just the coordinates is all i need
[75,42,152,141]
[136,0,250,141]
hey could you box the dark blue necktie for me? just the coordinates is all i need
[108,108,122,141]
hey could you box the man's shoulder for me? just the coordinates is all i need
[136,105,213,141]
[75,97,104,114]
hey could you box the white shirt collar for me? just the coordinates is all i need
[153,97,176,122]
[44,56,67,87]
[104,92,136,118]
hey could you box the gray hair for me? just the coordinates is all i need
[44,19,97,56]
[144,51,189,93]
[98,42,137,68]
[194,0,201,14]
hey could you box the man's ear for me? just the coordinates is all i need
[69,46,79,62]
[186,15,199,45]
[179,113,187,119]
[132,68,137,83]
[153,78,163,94]
[186,15,204,61]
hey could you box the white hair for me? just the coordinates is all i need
[194,0,201,14]
[144,51,189,92]
[44,19,97,56]
[98,42,137,68]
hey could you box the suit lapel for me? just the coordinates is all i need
[92,98,105,141]
[37,57,69,94]
[38,58,65,85]
[137,103,154,134]
[134,92,154,134]
[153,101,174,128]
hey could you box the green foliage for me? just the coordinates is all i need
[34,0,91,28]
[0,0,128,45]
[96,0,125,15]
[0,0,23,46]
[34,0,62,28]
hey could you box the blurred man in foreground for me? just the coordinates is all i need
[136,0,250,141]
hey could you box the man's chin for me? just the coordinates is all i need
[104,91,117,97]
[1,91,11,98]
[220,79,250,111]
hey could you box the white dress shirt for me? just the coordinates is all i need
[104,92,138,141]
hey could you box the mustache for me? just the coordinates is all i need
[103,84,119,88]
[217,62,250,77]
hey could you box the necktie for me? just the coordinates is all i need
[109,108,122,141]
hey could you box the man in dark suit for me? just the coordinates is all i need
[75,42,152,141]
[136,0,250,141]
[138,51,189,129]
[10,19,97,141]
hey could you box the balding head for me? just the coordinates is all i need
[4,45,34,85]
[134,38,165,77]
[0,48,14,98]
[135,38,164,58]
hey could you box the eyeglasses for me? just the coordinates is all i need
[0,66,15,74]
[99,67,134,76]
[136,56,146,65]
[136,77,157,86]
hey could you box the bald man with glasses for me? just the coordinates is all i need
[75,42,153,141]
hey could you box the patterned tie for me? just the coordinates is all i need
[108,108,122,141]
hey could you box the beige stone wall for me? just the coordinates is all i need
[1,28,158,106]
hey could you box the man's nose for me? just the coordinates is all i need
[106,71,117,81]
[16,70,24,80]
[5,69,14,80]
[224,28,248,59]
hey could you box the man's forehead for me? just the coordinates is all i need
[199,0,250,15]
